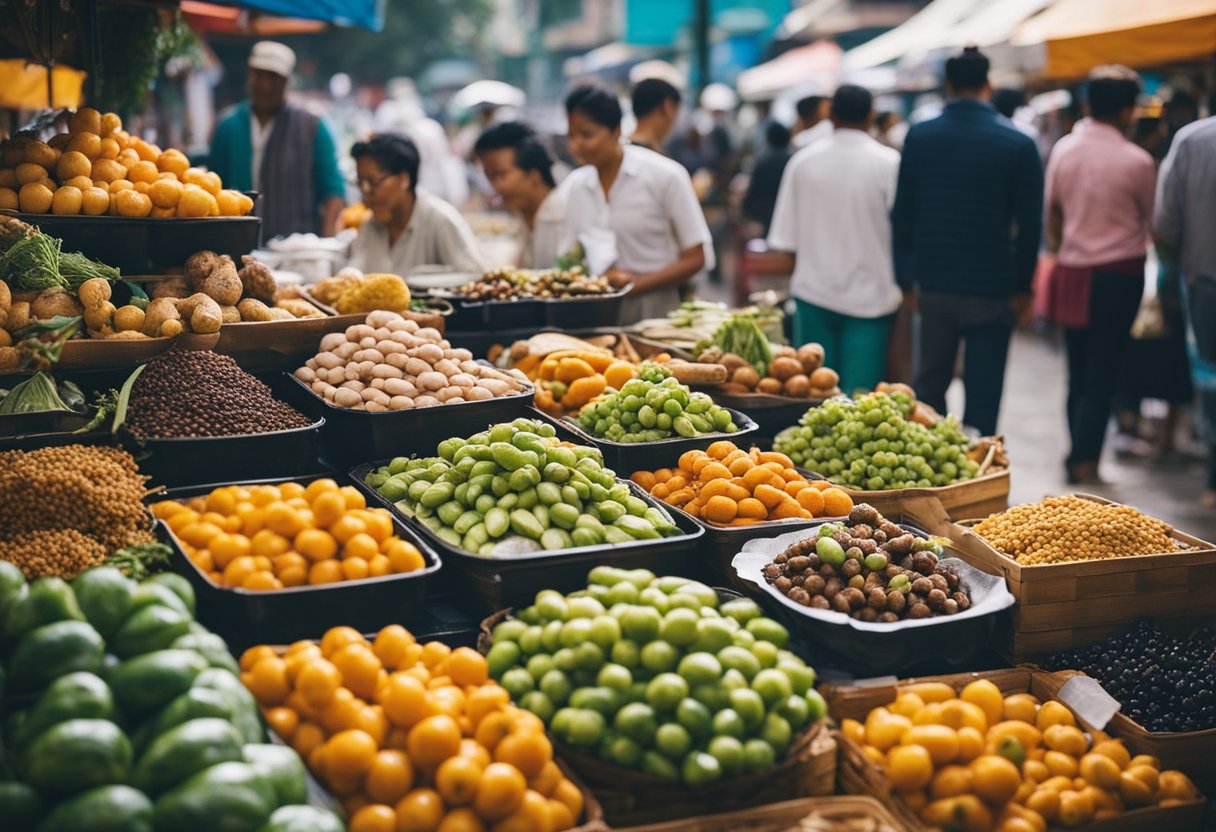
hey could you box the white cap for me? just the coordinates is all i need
[248,41,296,78]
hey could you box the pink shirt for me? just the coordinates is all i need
[1045,120,1156,268]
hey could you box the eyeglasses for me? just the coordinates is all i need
[351,172,397,191]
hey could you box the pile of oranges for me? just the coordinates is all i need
[840,678,1199,831]
[631,442,854,526]
[0,107,254,218]
[152,478,427,591]
[240,625,587,832]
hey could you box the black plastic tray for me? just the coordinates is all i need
[0,409,90,439]
[126,417,325,489]
[352,464,707,611]
[279,371,536,467]
[159,474,442,651]
[541,289,627,329]
[537,406,760,475]
[11,213,261,274]
[444,297,544,332]
[734,521,1011,677]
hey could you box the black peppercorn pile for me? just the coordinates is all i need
[1047,621,1216,733]
[762,502,972,623]
[125,350,312,438]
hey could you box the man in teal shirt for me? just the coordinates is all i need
[209,41,345,241]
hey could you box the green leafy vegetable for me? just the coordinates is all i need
[13,315,82,370]
[699,316,774,376]
[105,542,173,580]
[0,372,72,414]
[1,233,65,291]
[60,251,120,288]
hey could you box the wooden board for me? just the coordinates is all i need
[612,796,903,832]
[838,468,1011,522]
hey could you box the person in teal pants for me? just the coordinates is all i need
[766,85,903,395]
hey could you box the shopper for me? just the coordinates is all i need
[474,122,564,269]
[742,121,793,235]
[792,95,832,148]
[1044,67,1156,484]
[347,134,487,275]
[892,46,1043,437]
[630,79,681,154]
[208,41,345,240]
[1155,105,1216,506]
[767,85,902,394]
[561,84,713,323]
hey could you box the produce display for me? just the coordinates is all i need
[485,569,826,788]
[0,563,341,832]
[455,266,613,301]
[774,392,982,490]
[1047,622,1216,733]
[0,107,254,218]
[761,504,972,621]
[519,345,638,416]
[0,372,85,415]
[239,625,589,829]
[1,217,119,292]
[364,417,685,555]
[840,679,1199,829]
[153,478,429,590]
[0,444,154,578]
[696,315,774,376]
[634,302,784,354]
[308,272,413,316]
[971,495,1181,565]
[124,351,312,439]
[701,341,841,400]
[145,251,321,325]
[293,310,529,411]
[631,443,852,525]
[576,364,740,443]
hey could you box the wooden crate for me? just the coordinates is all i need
[824,668,1209,832]
[840,467,1010,523]
[943,493,1216,662]
[610,795,902,832]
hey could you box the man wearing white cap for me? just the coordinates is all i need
[208,41,345,240]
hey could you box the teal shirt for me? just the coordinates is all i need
[208,101,345,201]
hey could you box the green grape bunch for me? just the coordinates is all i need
[579,364,739,444]
[773,393,979,491]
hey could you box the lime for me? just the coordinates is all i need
[553,648,578,673]
[597,663,633,692]
[518,626,544,656]
[589,566,627,587]
[777,693,811,730]
[677,582,718,608]
[492,619,527,644]
[611,639,641,668]
[720,598,762,625]
[693,618,734,654]
[778,660,816,695]
[641,750,679,781]
[606,581,640,605]
[624,568,656,589]
[692,683,729,712]
[717,646,761,681]
[711,708,745,739]
[568,709,606,748]
[588,615,622,650]
[486,641,522,678]
[541,620,564,652]
[676,698,713,739]
[677,652,721,688]
[640,641,679,673]
[619,606,662,643]
[761,712,792,753]
[570,686,619,717]
[746,618,790,649]
[655,723,692,759]
[752,668,793,706]
[681,751,722,788]
[743,738,777,773]
[728,688,765,729]
[560,618,593,648]
[607,735,643,767]
[645,673,689,712]
[615,702,658,745]
[655,576,689,594]
[750,641,780,669]
[567,596,606,619]
[660,608,699,647]
[526,654,556,681]
[535,591,569,621]
[551,707,576,738]
[707,735,744,777]
[500,668,534,700]
[520,691,555,723]
[638,587,670,613]
[805,688,828,722]
[574,641,605,673]
[539,669,573,705]
[721,668,748,692]
[666,592,701,611]
[732,629,756,648]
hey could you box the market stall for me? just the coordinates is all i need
[3,95,1216,832]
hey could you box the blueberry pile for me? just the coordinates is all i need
[1047,621,1216,732]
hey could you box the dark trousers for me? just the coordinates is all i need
[1064,272,1144,465]
[914,292,1014,437]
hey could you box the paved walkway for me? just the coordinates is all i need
[958,330,1216,541]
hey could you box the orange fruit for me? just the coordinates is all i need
[407,714,462,772]
[366,749,415,805]
[216,188,244,216]
[886,744,933,791]
[903,725,960,765]
[70,107,102,134]
[960,679,1004,728]
[177,184,216,217]
[18,182,53,213]
[221,555,259,588]
[387,539,425,573]
[0,188,17,210]
[437,808,486,832]
[308,560,344,585]
[67,131,102,160]
[51,185,83,215]
[551,779,583,821]
[297,657,343,709]
[157,148,189,176]
[99,111,122,136]
[90,157,126,183]
[148,177,183,209]
[113,189,152,217]
[1036,701,1076,731]
[344,532,380,561]
[820,487,853,517]
[57,150,92,180]
[318,688,360,734]
[97,137,119,159]
[331,514,368,545]
[466,686,510,727]
[1043,725,1088,758]
[295,528,339,562]
[325,728,378,779]
[332,643,383,700]
[239,644,278,672]
[126,159,158,184]
[291,722,326,758]
[116,147,140,168]
[265,706,299,742]
[970,754,1022,805]
[494,731,550,781]
[247,656,290,705]
[373,625,416,670]
[435,755,484,806]
[394,789,445,832]
[1003,693,1040,724]
[22,140,57,168]
[321,625,367,657]
[475,712,513,754]
[81,187,111,216]
[421,641,451,670]
[473,762,527,821]
[250,529,291,558]
[446,647,489,688]
[340,485,367,510]
[311,492,347,528]
[350,805,397,832]
[492,789,552,832]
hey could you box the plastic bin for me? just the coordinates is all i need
[127,417,326,489]
[159,474,442,651]
[278,371,536,467]
[541,288,628,329]
[352,466,707,610]
[17,213,261,275]
[538,406,759,475]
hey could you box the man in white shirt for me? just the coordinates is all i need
[792,95,833,149]
[474,121,566,269]
[767,85,902,394]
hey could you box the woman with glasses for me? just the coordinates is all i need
[347,133,488,275]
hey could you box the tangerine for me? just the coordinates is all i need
[408,715,462,772]
[366,749,416,805]
[394,789,445,832]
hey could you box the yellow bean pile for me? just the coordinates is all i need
[0,444,155,578]
[972,495,1179,564]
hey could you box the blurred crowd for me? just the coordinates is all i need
[210,40,1216,506]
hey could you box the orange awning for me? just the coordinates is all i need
[1013,0,1216,78]
[0,61,85,110]
[180,1,327,35]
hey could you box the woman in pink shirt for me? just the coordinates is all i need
[1045,66,1156,484]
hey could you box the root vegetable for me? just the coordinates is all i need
[200,256,242,305]
[770,356,803,381]
[757,377,783,395]
[151,277,191,300]
[384,379,417,397]
[732,365,760,389]
[177,293,223,334]
[142,298,181,337]
[8,302,30,331]
[466,386,492,401]
[371,364,403,379]
[159,319,183,337]
[365,401,389,412]
[32,288,84,320]
[77,278,110,309]
[0,280,10,313]
[237,254,276,302]
[319,333,345,351]
[418,371,446,391]
[798,343,825,373]
[414,395,440,408]
[389,396,413,410]
[295,367,317,383]
[114,305,145,332]
[784,374,812,397]
[185,250,220,289]
[334,388,361,408]
[83,300,116,330]
[220,305,241,323]
[810,367,839,389]
[415,343,444,364]
[237,298,274,322]
[404,357,430,377]
[103,330,149,340]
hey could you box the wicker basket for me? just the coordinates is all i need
[609,795,902,832]
[825,668,1210,832]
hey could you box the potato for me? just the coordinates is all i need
[83,300,116,330]
[143,297,181,337]
[810,367,839,389]
[103,330,149,340]
[114,305,145,332]
[237,298,273,322]
[757,377,783,395]
[275,298,322,318]
[731,365,760,389]
[334,387,361,408]
[769,356,803,381]
[151,276,191,300]
[185,250,220,290]
[7,301,30,331]
[220,305,241,323]
[798,343,825,373]
[0,279,10,313]
[77,277,110,309]
[177,292,223,334]
[159,319,183,337]
[319,333,345,352]
[200,256,242,306]
[32,288,84,320]
[720,353,748,374]
[784,374,811,398]
[0,346,19,373]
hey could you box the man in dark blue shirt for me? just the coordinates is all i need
[892,47,1043,437]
